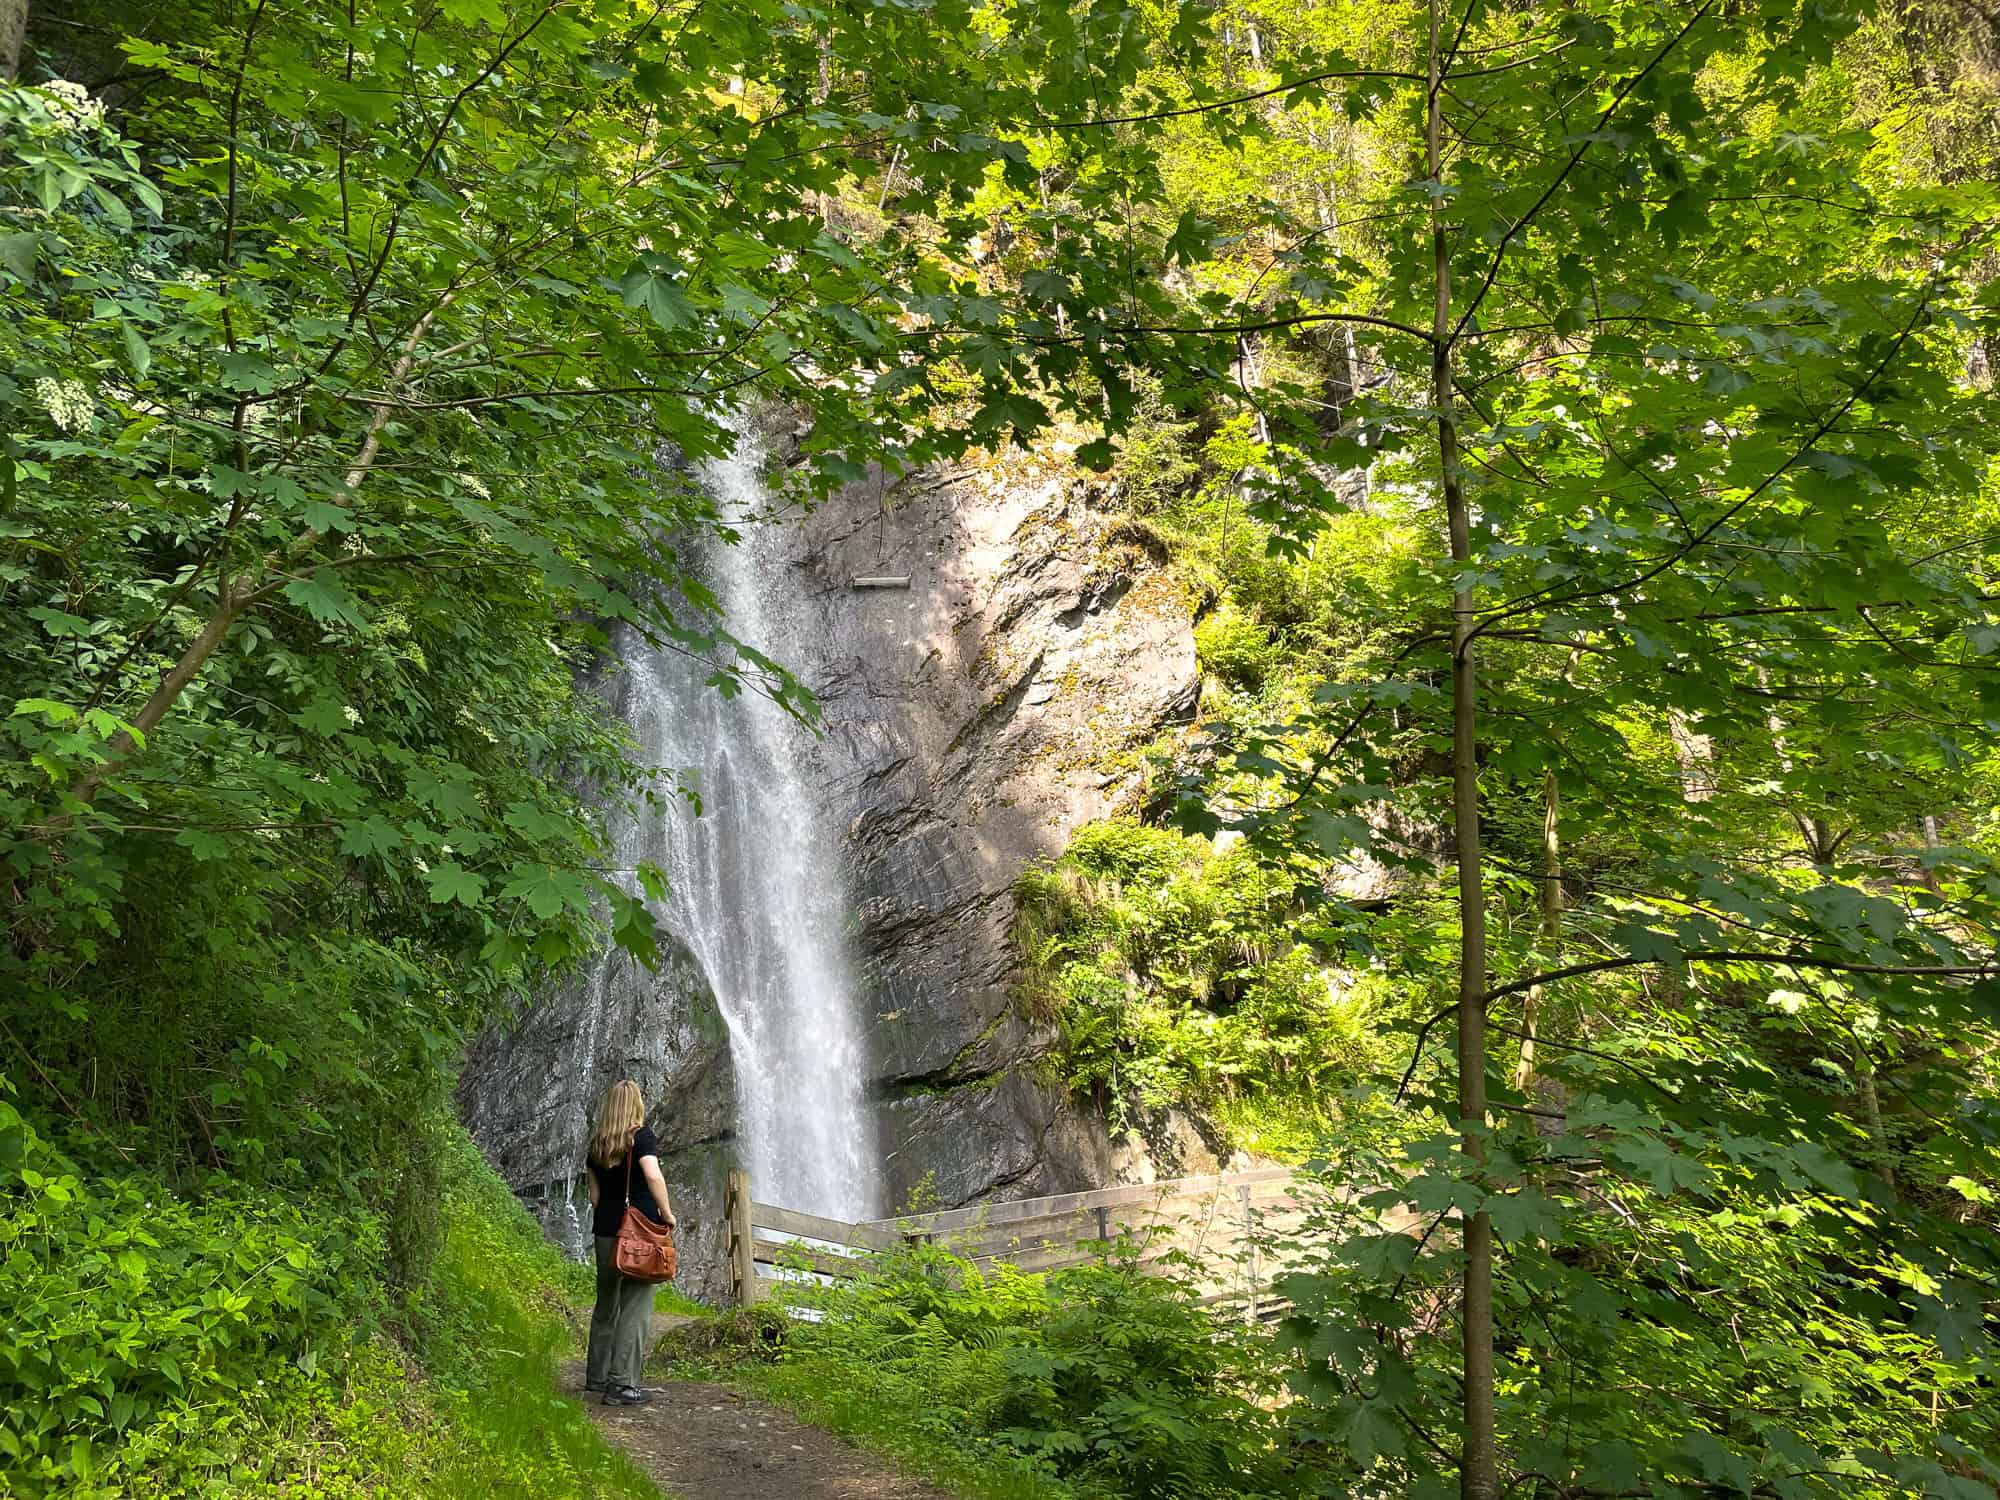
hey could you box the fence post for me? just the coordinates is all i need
[727,1168,759,1306]
[1239,1182,1258,1324]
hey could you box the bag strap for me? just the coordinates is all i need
[623,1135,634,1207]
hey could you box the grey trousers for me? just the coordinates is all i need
[586,1234,656,1390]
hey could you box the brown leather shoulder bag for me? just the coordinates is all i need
[612,1142,677,1284]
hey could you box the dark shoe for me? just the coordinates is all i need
[584,1381,605,1394]
[602,1386,650,1406]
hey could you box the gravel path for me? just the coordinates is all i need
[564,1361,955,1500]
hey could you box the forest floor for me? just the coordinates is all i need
[562,1351,953,1500]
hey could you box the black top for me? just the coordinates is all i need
[589,1125,666,1238]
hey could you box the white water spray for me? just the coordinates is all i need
[597,421,878,1221]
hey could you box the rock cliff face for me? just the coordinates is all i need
[458,434,1201,1297]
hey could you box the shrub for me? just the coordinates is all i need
[0,1093,381,1497]
[1194,608,1281,696]
[773,1242,1294,1499]
[1013,820,1391,1142]
[993,1258,1288,1499]
[0,1100,654,1499]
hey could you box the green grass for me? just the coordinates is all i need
[735,1356,1074,1500]
[121,1132,668,1499]
[404,1141,666,1498]
[651,1310,1073,1500]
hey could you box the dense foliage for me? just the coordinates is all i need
[0,0,1232,1483]
[1016,820,1397,1152]
[687,1242,1292,1500]
[990,2,2000,1497]
[7,0,2000,1495]
[0,1105,659,1496]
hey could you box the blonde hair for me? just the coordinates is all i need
[588,1080,646,1168]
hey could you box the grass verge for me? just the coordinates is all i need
[114,1131,667,1499]
[650,1307,1073,1500]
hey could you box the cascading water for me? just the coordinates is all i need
[581,421,879,1222]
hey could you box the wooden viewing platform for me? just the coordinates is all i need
[725,1166,1334,1319]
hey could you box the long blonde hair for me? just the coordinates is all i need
[589,1080,646,1168]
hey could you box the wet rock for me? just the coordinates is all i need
[768,449,1198,1201]
[1108,1104,1239,1184]
[460,434,1200,1293]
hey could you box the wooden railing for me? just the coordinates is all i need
[724,1166,1312,1316]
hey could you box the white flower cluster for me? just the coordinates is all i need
[456,473,491,499]
[33,377,94,433]
[455,704,500,745]
[40,80,106,130]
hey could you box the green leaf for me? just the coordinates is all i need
[27,607,93,638]
[120,321,151,378]
[498,863,590,921]
[218,353,280,393]
[12,697,78,725]
[618,255,698,331]
[301,499,356,534]
[336,818,401,859]
[1336,1400,1405,1467]
[174,828,232,862]
[281,571,367,628]
[502,800,575,843]
[0,232,38,283]
[425,862,487,907]
[296,697,347,737]
[1075,437,1115,471]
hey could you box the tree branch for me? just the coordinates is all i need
[1482,951,2000,1005]
[1462,283,1938,646]
[1043,65,1425,130]
[1449,1,1718,344]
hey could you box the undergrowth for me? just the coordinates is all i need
[0,1098,657,1499]
[1012,819,1397,1148]
[654,1242,1294,1500]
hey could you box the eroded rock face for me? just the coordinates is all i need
[777,443,1200,1211]
[459,436,1201,1291]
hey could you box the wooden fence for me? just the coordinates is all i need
[725,1166,1315,1317]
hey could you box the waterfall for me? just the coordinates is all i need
[597,421,879,1222]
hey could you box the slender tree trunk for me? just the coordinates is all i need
[1429,5,1497,1495]
[0,0,26,81]
[1513,766,1562,1093]
[66,588,247,811]
[1855,1049,1895,1195]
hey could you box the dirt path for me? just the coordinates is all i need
[563,1360,955,1500]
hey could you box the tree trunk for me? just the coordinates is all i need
[1513,766,1562,1093]
[1855,1049,1896,1196]
[64,587,248,811]
[1429,4,1497,1494]
[0,0,27,81]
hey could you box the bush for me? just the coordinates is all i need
[0,1093,381,1497]
[1013,820,1390,1142]
[1194,608,1281,696]
[0,1098,654,1499]
[769,1242,1295,1500]
[991,1259,1289,1498]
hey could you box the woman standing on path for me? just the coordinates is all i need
[585,1079,676,1406]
